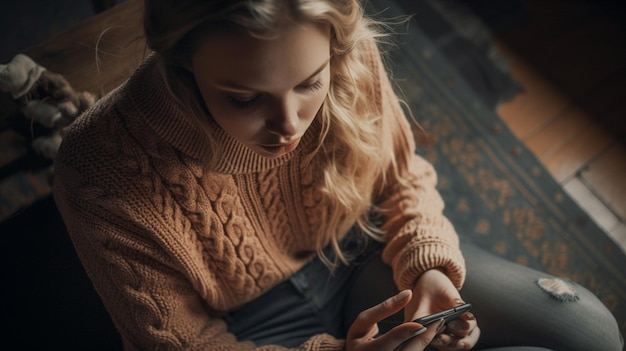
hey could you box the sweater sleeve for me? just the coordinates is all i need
[53,158,345,351]
[369,42,466,291]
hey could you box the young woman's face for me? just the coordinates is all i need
[191,22,331,158]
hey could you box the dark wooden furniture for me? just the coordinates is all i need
[0,1,146,221]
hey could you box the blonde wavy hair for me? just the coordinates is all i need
[143,0,406,264]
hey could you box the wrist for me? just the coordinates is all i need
[412,267,448,289]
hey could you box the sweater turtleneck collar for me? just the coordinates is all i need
[123,55,321,174]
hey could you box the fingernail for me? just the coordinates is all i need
[397,289,411,299]
[411,326,427,336]
[466,312,475,320]
[459,341,467,349]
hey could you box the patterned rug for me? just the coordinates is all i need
[369,0,626,337]
[1,0,624,343]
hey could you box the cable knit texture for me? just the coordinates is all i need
[53,40,465,350]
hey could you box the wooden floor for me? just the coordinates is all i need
[493,0,626,252]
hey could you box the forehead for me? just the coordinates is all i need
[191,22,331,90]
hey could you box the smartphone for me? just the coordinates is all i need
[413,303,472,326]
[393,303,472,351]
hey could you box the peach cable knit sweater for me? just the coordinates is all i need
[53,42,465,350]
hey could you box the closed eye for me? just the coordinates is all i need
[299,80,324,93]
[228,95,260,109]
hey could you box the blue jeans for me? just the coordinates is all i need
[225,231,624,350]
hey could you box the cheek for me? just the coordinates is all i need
[302,88,329,119]
[216,111,265,139]
[201,93,265,139]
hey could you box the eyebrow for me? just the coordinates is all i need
[214,58,330,92]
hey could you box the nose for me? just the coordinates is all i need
[266,97,298,139]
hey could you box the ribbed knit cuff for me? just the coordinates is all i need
[392,242,466,291]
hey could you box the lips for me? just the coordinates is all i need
[259,139,301,156]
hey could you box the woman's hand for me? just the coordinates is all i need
[403,270,480,350]
[346,289,442,351]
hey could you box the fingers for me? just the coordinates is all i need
[445,313,478,338]
[347,290,480,351]
[432,326,481,350]
[431,312,480,351]
[397,319,445,351]
[348,289,413,340]
[370,323,429,351]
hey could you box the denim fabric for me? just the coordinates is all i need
[225,232,624,351]
[458,236,624,351]
[225,228,375,347]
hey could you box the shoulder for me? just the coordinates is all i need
[54,62,165,195]
[56,85,130,176]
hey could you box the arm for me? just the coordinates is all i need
[368,42,480,351]
[369,43,466,291]
[53,163,344,351]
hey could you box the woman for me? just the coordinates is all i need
[53,0,622,350]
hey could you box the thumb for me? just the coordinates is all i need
[349,289,413,340]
